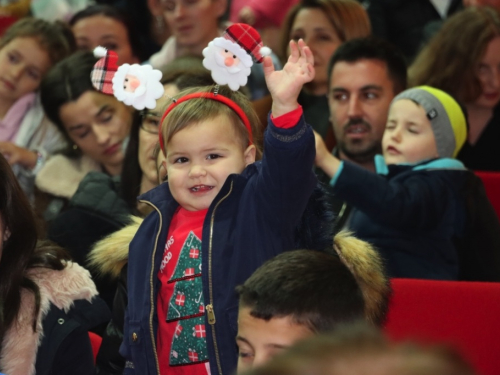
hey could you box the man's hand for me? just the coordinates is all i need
[263,39,315,118]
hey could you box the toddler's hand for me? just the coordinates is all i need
[313,131,341,178]
[263,39,315,117]
[314,130,329,167]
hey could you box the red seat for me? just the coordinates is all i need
[384,278,500,375]
[88,331,102,364]
[0,16,17,36]
[474,171,500,220]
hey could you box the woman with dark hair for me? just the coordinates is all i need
[36,51,133,222]
[69,4,143,64]
[410,6,500,171]
[35,50,133,307]
[0,152,105,375]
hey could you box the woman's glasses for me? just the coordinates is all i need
[140,110,161,135]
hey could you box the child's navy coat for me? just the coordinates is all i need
[121,116,316,375]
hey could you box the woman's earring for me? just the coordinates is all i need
[155,15,165,34]
[73,144,78,150]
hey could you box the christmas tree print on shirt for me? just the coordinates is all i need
[170,231,202,281]
[167,231,204,320]
[170,316,208,365]
[167,231,208,365]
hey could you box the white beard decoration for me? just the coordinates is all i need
[203,38,252,91]
[112,64,164,110]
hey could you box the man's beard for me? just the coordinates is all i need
[336,118,382,164]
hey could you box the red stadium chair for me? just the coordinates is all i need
[474,171,500,220]
[0,16,17,36]
[385,278,500,375]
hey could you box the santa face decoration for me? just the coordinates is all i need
[202,38,252,91]
[112,64,164,110]
[91,46,164,110]
[202,23,271,91]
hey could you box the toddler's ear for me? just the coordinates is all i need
[244,145,256,165]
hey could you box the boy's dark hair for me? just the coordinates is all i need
[328,36,408,95]
[236,250,365,333]
[0,17,75,66]
[69,4,144,61]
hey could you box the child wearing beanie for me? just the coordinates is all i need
[315,86,500,280]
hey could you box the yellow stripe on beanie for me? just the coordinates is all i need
[419,86,467,157]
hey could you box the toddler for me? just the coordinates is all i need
[316,86,478,279]
[121,40,317,375]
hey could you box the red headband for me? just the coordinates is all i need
[158,92,253,154]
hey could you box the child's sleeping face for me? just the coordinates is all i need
[165,115,256,211]
[0,37,51,104]
[236,306,313,373]
[382,99,439,165]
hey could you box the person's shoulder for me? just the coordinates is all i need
[36,154,101,198]
[405,158,466,173]
[88,216,141,279]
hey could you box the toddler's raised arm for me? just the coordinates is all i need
[263,39,314,118]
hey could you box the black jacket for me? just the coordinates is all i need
[48,172,133,309]
[332,157,500,280]
[37,299,111,375]
[366,0,463,61]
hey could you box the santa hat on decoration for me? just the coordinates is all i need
[213,23,272,68]
[90,46,164,110]
[90,46,118,95]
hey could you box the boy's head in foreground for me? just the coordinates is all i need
[160,85,262,211]
[236,232,391,372]
[383,86,467,165]
[241,323,476,375]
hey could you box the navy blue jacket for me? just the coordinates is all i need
[121,116,316,375]
[332,157,482,280]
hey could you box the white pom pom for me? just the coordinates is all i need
[93,46,108,58]
[260,46,272,57]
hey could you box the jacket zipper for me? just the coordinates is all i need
[206,181,233,375]
[140,199,162,375]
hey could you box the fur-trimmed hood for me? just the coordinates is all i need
[333,231,391,326]
[87,216,143,279]
[0,262,98,375]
